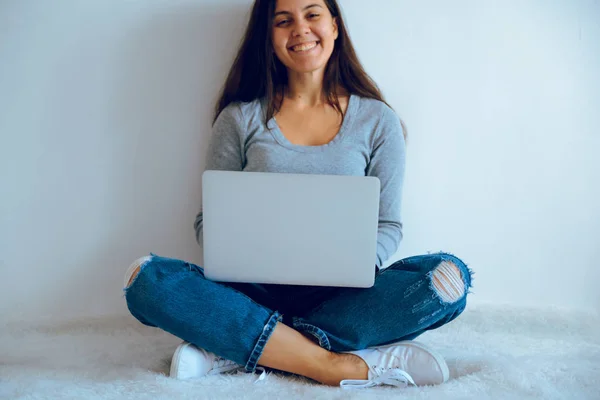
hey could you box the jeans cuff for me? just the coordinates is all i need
[292,317,332,351]
[244,311,283,372]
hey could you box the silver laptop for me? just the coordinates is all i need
[202,170,380,288]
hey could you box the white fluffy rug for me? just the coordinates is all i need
[1,304,599,400]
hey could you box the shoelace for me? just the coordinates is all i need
[254,367,267,384]
[340,367,416,389]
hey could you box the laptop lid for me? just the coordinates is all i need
[202,170,380,288]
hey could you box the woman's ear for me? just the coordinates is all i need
[333,17,339,40]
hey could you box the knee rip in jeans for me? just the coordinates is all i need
[123,255,153,290]
[430,260,465,303]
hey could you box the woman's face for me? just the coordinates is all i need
[271,0,339,75]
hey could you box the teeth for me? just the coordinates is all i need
[292,42,317,52]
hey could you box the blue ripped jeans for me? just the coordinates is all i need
[124,252,473,372]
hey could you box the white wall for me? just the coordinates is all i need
[1,0,598,322]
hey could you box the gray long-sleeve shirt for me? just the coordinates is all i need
[195,94,406,268]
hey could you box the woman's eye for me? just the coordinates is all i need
[276,19,290,27]
[308,13,320,19]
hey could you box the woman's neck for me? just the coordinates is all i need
[285,69,326,107]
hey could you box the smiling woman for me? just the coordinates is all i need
[123,0,473,391]
[272,2,338,74]
[268,0,347,146]
[214,0,400,136]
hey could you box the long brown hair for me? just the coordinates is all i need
[214,0,405,136]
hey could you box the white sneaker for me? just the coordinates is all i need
[340,341,449,389]
[169,342,242,380]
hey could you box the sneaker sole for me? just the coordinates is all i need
[373,340,450,383]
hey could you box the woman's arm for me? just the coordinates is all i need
[366,106,407,268]
[194,103,245,244]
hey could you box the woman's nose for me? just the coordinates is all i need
[292,20,311,37]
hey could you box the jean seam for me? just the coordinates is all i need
[294,286,347,318]
[244,311,283,372]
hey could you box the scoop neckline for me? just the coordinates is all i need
[265,94,358,153]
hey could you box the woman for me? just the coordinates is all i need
[124,0,473,389]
